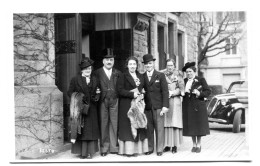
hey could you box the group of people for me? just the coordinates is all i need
[67,48,211,159]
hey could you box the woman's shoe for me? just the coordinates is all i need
[86,154,92,159]
[172,146,177,153]
[196,146,201,153]
[163,146,170,152]
[80,155,86,159]
[191,147,196,152]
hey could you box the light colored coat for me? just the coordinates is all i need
[163,69,184,128]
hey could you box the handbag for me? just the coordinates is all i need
[82,102,90,115]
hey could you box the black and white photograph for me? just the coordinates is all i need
[1,0,260,165]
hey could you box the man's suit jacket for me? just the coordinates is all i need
[94,67,121,101]
[143,70,169,110]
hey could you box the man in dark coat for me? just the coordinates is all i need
[142,54,169,156]
[93,48,121,156]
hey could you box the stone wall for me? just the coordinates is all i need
[178,12,198,63]
[132,12,198,73]
[14,13,63,159]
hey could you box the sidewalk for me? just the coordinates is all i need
[37,123,249,162]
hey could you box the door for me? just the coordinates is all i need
[54,13,82,142]
[90,29,132,73]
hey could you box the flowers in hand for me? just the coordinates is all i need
[135,78,140,87]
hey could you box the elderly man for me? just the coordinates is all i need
[142,54,169,156]
[94,48,121,156]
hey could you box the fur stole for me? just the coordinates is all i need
[70,92,84,139]
[127,94,147,139]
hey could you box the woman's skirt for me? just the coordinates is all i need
[118,138,148,155]
[164,127,183,147]
[71,140,99,157]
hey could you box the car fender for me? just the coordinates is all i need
[229,103,245,122]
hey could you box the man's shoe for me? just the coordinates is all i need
[163,146,170,152]
[80,156,86,159]
[196,146,201,153]
[157,152,163,156]
[101,152,107,157]
[191,147,196,152]
[172,146,177,153]
[145,151,153,155]
[110,152,118,154]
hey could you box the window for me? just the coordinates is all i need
[226,38,237,55]
[216,12,245,24]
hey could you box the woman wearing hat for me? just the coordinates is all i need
[182,62,211,153]
[67,57,100,159]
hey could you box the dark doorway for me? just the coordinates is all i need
[168,22,176,62]
[90,29,132,73]
[158,24,166,70]
[178,31,184,70]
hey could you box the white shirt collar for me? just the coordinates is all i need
[147,69,154,76]
[103,66,112,79]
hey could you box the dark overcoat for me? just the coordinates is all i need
[67,74,100,140]
[182,76,211,136]
[117,71,147,141]
[143,70,169,110]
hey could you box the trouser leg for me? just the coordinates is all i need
[100,100,109,153]
[144,110,154,152]
[108,99,119,153]
[154,108,164,153]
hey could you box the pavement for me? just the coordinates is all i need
[21,123,249,163]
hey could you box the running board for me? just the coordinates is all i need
[208,117,228,124]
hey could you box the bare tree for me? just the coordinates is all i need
[196,12,245,66]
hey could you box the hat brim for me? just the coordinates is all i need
[182,62,195,71]
[103,55,116,59]
[142,58,156,63]
[79,61,94,70]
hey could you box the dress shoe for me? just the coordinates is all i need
[110,152,118,154]
[191,147,196,152]
[157,152,163,156]
[86,154,92,159]
[145,151,153,155]
[101,152,107,157]
[163,146,170,152]
[80,156,86,159]
[172,146,177,153]
[196,146,201,153]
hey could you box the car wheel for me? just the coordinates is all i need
[232,109,242,133]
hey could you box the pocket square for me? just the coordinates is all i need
[155,80,160,83]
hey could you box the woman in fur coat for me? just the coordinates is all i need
[116,56,148,157]
[67,57,100,159]
[182,62,211,153]
[161,59,185,154]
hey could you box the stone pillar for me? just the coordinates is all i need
[14,13,63,159]
[133,14,151,73]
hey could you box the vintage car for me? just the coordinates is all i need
[207,80,247,133]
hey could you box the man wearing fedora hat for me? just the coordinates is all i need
[93,48,121,156]
[142,54,169,156]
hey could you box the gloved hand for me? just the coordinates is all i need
[160,107,169,116]
[71,139,76,144]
